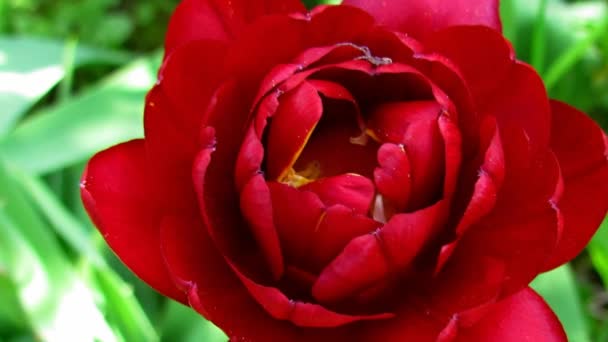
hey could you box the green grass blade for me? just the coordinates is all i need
[14,171,104,266]
[544,16,607,90]
[530,0,548,73]
[0,161,117,342]
[10,166,158,342]
[0,37,131,136]
[589,216,608,286]
[94,268,159,342]
[160,301,226,342]
[0,274,29,335]
[0,53,161,173]
[532,264,591,342]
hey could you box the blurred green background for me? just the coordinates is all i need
[0,0,606,341]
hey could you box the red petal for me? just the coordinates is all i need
[456,288,567,341]
[438,113,463,200]
[193,81,266,278]
[374,143,411,211]
[308,79,357,103]
[357,305,447,342]
[157,40,228,141]
[225,15,307,85]
[240,175,285,280]
[430,255,506,321]
[405,44,476,147]
[303,5,376,47]
[313,201,446,303]
[144,41,227,210]
[234,126,265,191]
[81,140,186,304]
[293,99,378,179]
[426,26,513,109]
[342,0,501,40]
[164,0,305,54]
[300,174,375,215]
[266,82,323,180]
[485,62,551,153]
[160,213,341,342]
[368,101,442,143]
[427,26,550,149]
[143,88,199,212]
[310,205,382,272]
[402,116,444,210]
[452,143,561,296]
[225,5,376,86]
[312,233,389,304]
[436,117,505,271]
[267,182,325,268]
[228,261,394,328]
[543,101,608,270]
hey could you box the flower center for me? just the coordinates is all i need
[281,160,321,187]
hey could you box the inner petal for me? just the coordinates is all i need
[300,174,375,215]
[265,82,323,180]
[293,98,379,179]
[367,101,441,142]
[368,101,445,211]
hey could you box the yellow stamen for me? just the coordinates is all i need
[280,161,321,188]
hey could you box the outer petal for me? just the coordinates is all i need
[543,101,608,270]
[425,26,513,108]
[160,214,357,342]
[343,0,501,40]
[225,5,375,85]
[145,40,227,211]
[227,261,393,328]
[449,132,561,296]
[80,140,186,304]
[239,175,285,280]
[164,0,305,54]
[436,117,505,272]
[484,62,551,153]
[357,305,447,342]
[424,27,552,153]
[455,288,567,342]
[193,81,268,279]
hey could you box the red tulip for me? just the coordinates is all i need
[81,0,608,340]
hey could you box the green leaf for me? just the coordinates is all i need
[8,165,158,342]
[501,0,608,122]
[0,274,28,334]
[160,301,227,342]
[532,264,591,342]
[94,268,159,342]
[530,0,548,73]
[589,215,608,287]
[0,160,117,342]
[0,36,130,135]
[14,171,103,266]
[543,15,607,90]
[0,53,161,174]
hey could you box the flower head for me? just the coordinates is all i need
[82,1,608,340]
